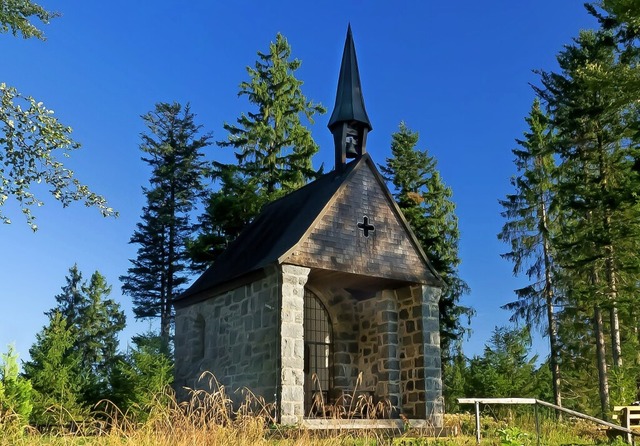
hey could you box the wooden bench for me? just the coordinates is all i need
[612,406,640,444]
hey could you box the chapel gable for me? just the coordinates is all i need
[284,157,438,286]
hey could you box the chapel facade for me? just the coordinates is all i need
[173,27,444,427]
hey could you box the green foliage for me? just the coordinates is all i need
[23,312,85,425]
[121,102,210,341]
[499,99,558,327]
[497,426,531,446]
[0,345,33,426]
[111,332,174,421]
[465,326,549,400]
[0,0,58,40]
[191,33,324,267]
[0,84,117,230]
[0,4,116,229]
[379,122,473,360]
[23,266,125,423]
[498,99,563,409]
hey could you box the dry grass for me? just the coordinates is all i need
[0,375,623,445]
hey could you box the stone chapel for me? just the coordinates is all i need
[173,26,444,427]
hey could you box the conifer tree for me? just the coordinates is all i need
[536,29,640,415]
[498,99,563,410]
[380,122,472,362]
[0,345,33,426]
[23,312,84,425]
[190,33,325,266]
[25,265,125,409]
[121,102,210,342]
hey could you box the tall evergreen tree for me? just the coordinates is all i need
[26,265,125,408]
[498,99,563,410]
[465,326,550,401]
[23,312,84,425]
[121,102,210,343]
[190,33,325,266]
[379,122,472,362]
[536,29,640,415]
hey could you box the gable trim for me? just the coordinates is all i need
[279,154,443,287]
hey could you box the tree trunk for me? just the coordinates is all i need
[540,193,562,416]
[598,144,622,369]
[605,244,622,369]
[595,305,610,419]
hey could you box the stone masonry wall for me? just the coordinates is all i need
[174,267,280,404]
[355,290,401,415]
[421,285,444,426]
[397,285,426,418]
[318,288,359,400]
[279,264,309,424]
[396,284,443,425]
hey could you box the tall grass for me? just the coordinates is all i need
[0,375,627,445]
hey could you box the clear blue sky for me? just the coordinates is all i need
[1,1,597,364]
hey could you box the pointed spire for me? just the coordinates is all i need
[329,25,372,171]
[328,24,372,132]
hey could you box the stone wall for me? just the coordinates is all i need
[303,287,359,402]
[304,283,443,425]
[397,284,443,425]
[174,267,280,404]
[279,264,309,424]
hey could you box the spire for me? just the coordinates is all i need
[329,25,372,171]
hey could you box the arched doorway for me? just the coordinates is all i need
[303,289,332,415]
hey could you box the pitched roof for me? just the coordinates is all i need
[177,155,442,306]
[177,159,361,301]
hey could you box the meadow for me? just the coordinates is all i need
[0,381,626,446]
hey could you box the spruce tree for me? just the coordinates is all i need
[537,29,640,415]
[25,265,125,409]
[190,33,325,266]
[23,312,84,425]
[121,102,210,343]
[0,345,33,426]
[379,122,472,362]
[498,99,563,410]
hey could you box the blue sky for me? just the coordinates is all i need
[1,1,597,363]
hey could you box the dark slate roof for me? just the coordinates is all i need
[327,25,372,131]
[177,159,361,301]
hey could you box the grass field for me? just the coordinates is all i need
[0,382,629,446]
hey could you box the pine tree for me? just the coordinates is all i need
[110,332,173,421]
[536,29,640,415]
[24,266,125,411]
[0,345,33,426]
[121,102,210,342]
[498,99,563,410]
[77,271,126,402]
[465,326,544,400]
[380,122,472,362]
[23,312,84,425]
[190,33,325,267]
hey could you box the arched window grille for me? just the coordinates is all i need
[304,289,332,414]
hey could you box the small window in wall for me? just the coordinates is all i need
[194,314,206,360]
[304,289,332,414]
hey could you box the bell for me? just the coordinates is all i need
[345,133,358,158]
[345,142,358,158]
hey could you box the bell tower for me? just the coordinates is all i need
[328,25,373,171]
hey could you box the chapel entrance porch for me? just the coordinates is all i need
[299,268,440,421]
